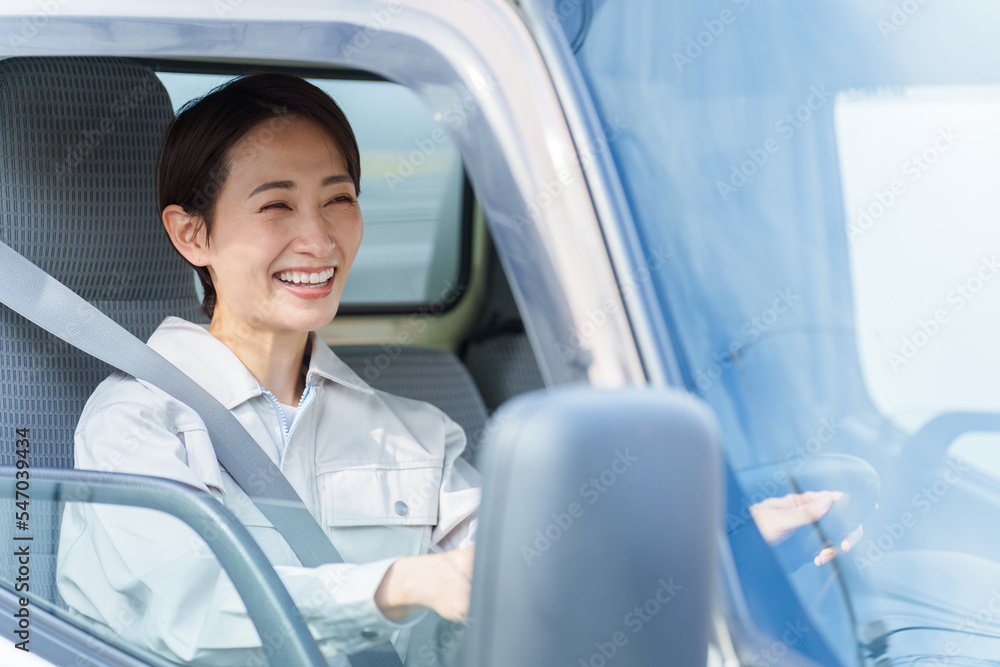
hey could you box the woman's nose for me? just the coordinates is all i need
[292,208,336,255]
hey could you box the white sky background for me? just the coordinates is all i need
[835,86,1000,476]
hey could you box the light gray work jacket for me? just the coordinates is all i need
[57,316,480,665]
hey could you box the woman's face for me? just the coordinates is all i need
[200,115,362,336]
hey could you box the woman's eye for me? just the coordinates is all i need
[329,195,356,205]
[260,202,290,211]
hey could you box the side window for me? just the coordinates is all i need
[155,72,467,310]
[835,86,1000,477]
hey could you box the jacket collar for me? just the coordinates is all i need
[147,316,373,410]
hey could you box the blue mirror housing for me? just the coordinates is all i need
[465,386,721,666]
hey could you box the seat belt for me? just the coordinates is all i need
[0,240,405,667]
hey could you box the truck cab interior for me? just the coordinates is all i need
[5,2,1000,666]
[0,55,552,663]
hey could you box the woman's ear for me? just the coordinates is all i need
[162,205,209,267]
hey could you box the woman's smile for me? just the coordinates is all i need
[274,266,337,298]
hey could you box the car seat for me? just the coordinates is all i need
[0,56,205,605]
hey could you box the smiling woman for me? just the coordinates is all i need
[156,74,362,323]
[55,74,481,666]
[161,109,363,405]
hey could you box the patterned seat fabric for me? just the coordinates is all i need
[0,57,205,604]
[464,332,545,413]
[462,245,546,413]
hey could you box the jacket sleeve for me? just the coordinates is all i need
[432,412,482,551]
[57,398,419,665]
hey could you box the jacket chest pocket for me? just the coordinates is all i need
[318,465,444,562]
[318,465,443,528]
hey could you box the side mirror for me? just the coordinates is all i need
[464,386,721,666]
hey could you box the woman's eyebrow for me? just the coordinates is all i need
[248,174,352,199]
[322,174,353,187]
[248,180,293,198]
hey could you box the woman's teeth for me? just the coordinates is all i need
[277,268,334,287]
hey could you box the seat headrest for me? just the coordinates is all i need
[0,56,193,302]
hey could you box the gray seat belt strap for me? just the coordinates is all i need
[0,241,405,667]
[0,241,340,565]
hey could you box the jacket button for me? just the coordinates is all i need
[360,628,378,639]
[394,501,409,517]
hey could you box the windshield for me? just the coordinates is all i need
[569,1,1000,663]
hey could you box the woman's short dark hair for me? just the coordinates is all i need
[156,73,361,318]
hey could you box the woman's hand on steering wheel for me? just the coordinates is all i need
[749,490,864,566]
[375,545,476,622]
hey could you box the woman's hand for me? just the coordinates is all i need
[748,490,863,566]
[813,524,863,566]
[374,545,475,622]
